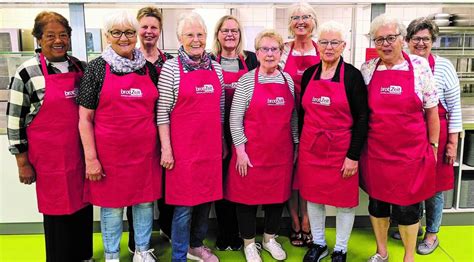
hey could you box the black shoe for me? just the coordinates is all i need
[391,227,424,240]
[331,251,347,262]
[228,235,243,251]
[303,244,329,262]
[216,235,230,251]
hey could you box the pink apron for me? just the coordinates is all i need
[297,64,358,208]
[165,58,223,206]
[360,52,436,205]
[86,64,162,208]
[217,55,249,145]
[225,68,294,205]
[27,54,87,215]
[428,54,454,191]
[283,41,320,190]
[155,48,167,75]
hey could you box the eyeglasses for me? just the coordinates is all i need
[182,32,206,40]
[291,15,312,22]
[373,34,400,46]
[109,30,136,39]
[43,32,69,41]
[258,47,280,54]
[220,28,239,35]
[318,40,344,48]
[411,36,432,44]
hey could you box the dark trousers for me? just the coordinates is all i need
[236,203,284,239]
[215,153,240,239]
[43,205,93,262]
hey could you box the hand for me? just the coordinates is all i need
[161,147,175,170]
[445,141,457,165]
[85,158,104,181]
[18,163,36,185]
[431,146,438,162]
[235,145,253,177]
[341,158,358,179]
[293,144,299,164]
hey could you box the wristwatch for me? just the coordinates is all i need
[430,142,439,148]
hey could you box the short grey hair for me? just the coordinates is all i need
[255,30,284,51]
[406,17,439,42]
[369,14,407,38]
[287,2,318,37]
[103,10,139,35]
[317,21,346,41]
[176,12,207,38]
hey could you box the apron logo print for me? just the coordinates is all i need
[267,97,285,106]
[121,88,143,98]
[380,85,402,95]
[64,88,78,99]
[223,82,238,89]
[312,96,331,106]
[297,69,305,76]
[196,84,214,94]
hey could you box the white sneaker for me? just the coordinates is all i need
[262,238,286,260]
[133,249,157,262]
[105,259,119,262]
[243,243,262,262]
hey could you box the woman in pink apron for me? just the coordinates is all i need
[360,15,439,262]
[211,15,258,252]
[406,17,462,255]
[279,3,320,246]
[78,11,161,262]
[225,30,298,262]
[122,6,175,253]
[157,12,224,262]
[298,21,368,262]
[6,12,92,262]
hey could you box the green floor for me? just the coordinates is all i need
[1,226,473,261]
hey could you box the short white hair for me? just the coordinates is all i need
[287,2,318,37]
[316,21,346,41]
[103,10,139,35]
[176,12,207,38]
[369,14,407,38]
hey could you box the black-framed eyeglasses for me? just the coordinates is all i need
[291,15,312,22]
[220,28,239,35]
[373,34,401,46]
[411,36,432,44]
[109,30,136,39]
[318,39,344,48]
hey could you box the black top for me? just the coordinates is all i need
[211,50,259,71]
[299,57,369,160]
[77,57,159,110]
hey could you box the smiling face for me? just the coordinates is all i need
[374,23,404,65]
[179,22,207,59]
[290,11,315,38]
[217,19,240,53]
[107,24,137,59]
[408,29,433,59]
[37,21,70,62]
[138,16,161,48]
[256,37,282,72]
[317,31,345,64]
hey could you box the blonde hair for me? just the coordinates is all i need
[211,15,246,59]
[137,6,163,31]
[103,10,139,36]
[287,2,318,37]
[255,30,284,51]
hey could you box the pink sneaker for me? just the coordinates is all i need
[187,246,219,262]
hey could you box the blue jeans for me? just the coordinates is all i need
[425,191,444,233]
[101,202,154,259]
[171,202,212,262]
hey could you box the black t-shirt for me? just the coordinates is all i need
[299,57,369,160]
